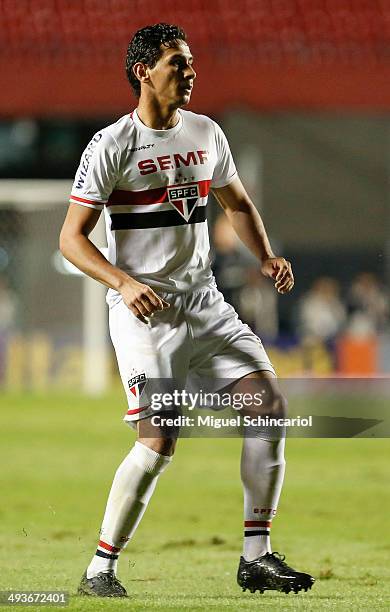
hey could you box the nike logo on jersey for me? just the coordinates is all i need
[138,150,209,175]
[167,184,200,221]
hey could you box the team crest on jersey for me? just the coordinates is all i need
[128,373,147,399]
[167,184,200,221]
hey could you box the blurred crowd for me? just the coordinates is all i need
[297,273,389,341]
[212,214,390,346]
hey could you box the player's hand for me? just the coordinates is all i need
[120,278,170,323]
[261,257,294,294]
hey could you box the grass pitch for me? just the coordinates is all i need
[0,391,389,611]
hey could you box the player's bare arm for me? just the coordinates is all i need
[59,204,169,323]
[213,176,294,294]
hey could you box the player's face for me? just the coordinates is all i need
[148,42,196,108]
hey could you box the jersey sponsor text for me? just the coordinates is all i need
[138,150,209,175]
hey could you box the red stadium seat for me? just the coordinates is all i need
[1,0,389,66]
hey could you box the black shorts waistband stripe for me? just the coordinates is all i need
[110,206,206,230]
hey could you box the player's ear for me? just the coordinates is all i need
[132,62,150,86]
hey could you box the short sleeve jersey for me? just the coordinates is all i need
[70,109,237,304]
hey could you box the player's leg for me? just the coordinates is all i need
[188,285,314,594]
[233,370,314,594]
[79,294,187,597]
[188,287,286,556]
[236,371,286,562]
[79,416,177,597]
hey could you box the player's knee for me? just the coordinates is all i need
[137,436,177,457]
[270,392,287,419]
[248,390,287,419]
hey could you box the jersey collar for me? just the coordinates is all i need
[132,108,183,139]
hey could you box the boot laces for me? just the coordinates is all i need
[266,552,294,572]
[99,571,118,584]
[100,571,125,591]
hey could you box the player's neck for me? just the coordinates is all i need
[136,98,180,130]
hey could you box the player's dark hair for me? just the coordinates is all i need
[126,23,187,97]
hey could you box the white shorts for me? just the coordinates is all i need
[109,283,275,424]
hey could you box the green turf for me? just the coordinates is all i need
[0,392,389,611]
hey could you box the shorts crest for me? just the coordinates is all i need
[128,372,147,400]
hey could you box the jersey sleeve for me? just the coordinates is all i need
[69,130,120,210]
[210,120,238,188]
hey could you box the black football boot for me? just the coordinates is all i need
[77,570,128,598]
[237,552,315,595]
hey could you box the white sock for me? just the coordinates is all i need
[87,441,172,578]
[241,436,286,561]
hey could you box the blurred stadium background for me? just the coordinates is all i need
[1,0,390,394]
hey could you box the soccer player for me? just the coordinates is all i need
[60,23,315,598]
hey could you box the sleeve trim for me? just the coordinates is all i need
[211,171,238,189]
[69,194,106,207]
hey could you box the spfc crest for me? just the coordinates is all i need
[128,372,147,399]
[167,184,200,221]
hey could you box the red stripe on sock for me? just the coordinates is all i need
[244,520,271,528]
[98,539,121,553]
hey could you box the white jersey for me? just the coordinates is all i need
[69,108,237,305]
